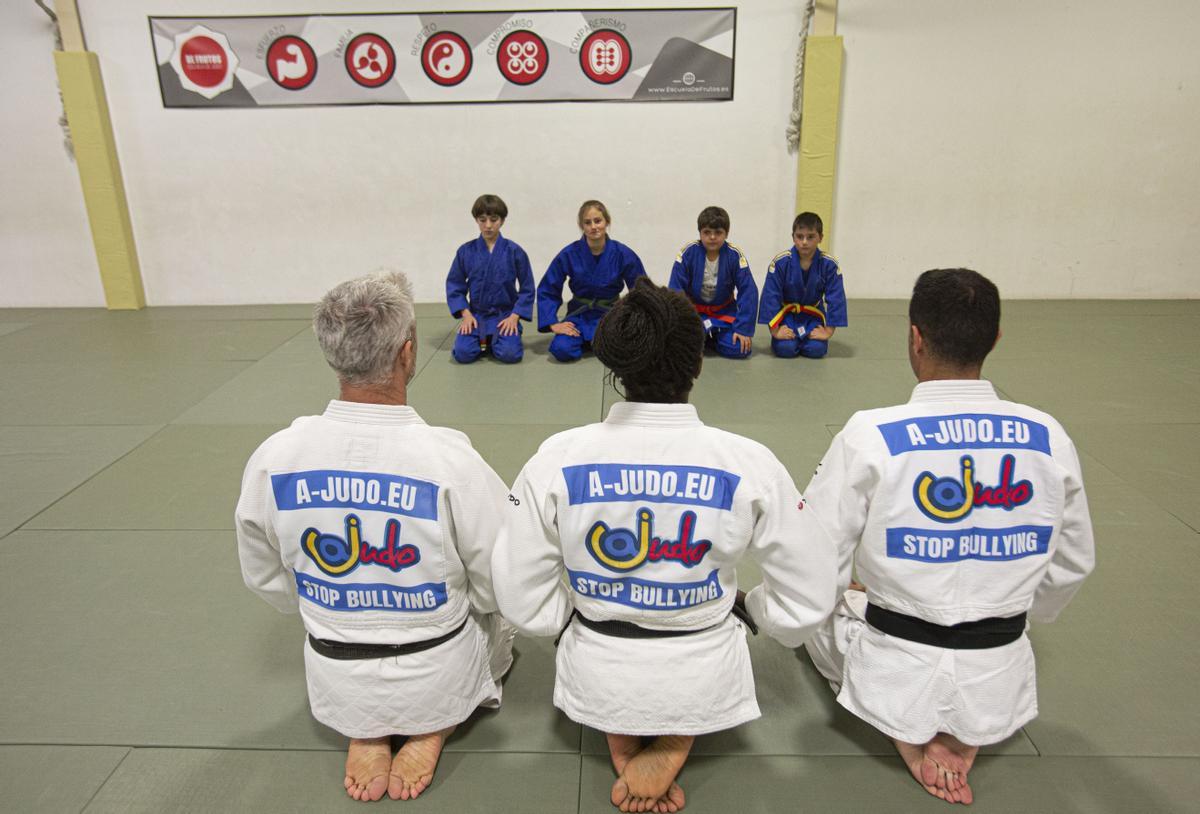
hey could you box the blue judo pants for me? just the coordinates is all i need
[769,314,828,359]
[452,315,523,364]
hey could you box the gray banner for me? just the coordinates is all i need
[149,8,735,107]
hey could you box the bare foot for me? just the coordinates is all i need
[611,735,693,812]
[926,734,979,804]
[606,735,686,813]
[344,737,391,802]
[387,725,455,801]
[893,739,969,804]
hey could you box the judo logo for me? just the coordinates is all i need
[580,29,631,84]
[586,508,712,572]
[914,455,1033,523]
[302,514,421,576]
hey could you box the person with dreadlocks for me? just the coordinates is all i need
[494,278,837,812]
[536,200,646,362]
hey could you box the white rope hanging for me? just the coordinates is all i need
[34,0,75,160]
[786,0,818,154]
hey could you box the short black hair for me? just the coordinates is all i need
[593,278,704,404]
[909,269,1001,367]
[697,206,730,232]
[792,212,823,236]
[471,194,508,220]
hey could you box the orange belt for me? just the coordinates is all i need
[694,300,735,324]
[768,303,826,331]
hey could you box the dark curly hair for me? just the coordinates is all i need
[593,278,704,403]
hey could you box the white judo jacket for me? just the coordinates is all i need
[236,401,509,645]
[493,402,838,647]
[805,380,1095,626]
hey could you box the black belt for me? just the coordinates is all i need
[563,601,759,642]
[865,603,1025,650]
[308,615,469,661]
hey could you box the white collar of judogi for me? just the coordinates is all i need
[604,401,703,427]
[909,380,999,403]
[322,400,427,425]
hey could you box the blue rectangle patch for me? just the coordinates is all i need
[566,568,722,610]
[295,572,448,612]
[877,414,1051,456]
[562,464,740,510]
[885,525,1053,563]
[272,470,438,520]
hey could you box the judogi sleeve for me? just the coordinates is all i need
[822,259,848,327]
[446,443,511,614]
[733,252,759,336]
[801,427,876,592]
[620,245,647,289]
[667,246,691,294]
[537,252,568,331]
[758,255,785,326]
[512,245,535,321]
[1030,436,1096,623]
[235,444,298,614]
[446,246,471,318]
[492,460,573,636]
[743,457,839,648]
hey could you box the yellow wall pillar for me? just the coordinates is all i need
[54,1,145,309]
[795,0,843,251]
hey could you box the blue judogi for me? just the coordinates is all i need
[758,247,847,359]
[537,237,646,362]
[446,234,535,364]
[668,241,759,359]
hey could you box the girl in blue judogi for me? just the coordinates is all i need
[537,200,646,362]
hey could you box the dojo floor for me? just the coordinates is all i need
[1,300,1197,814]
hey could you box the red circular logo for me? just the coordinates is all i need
[266,36,317,90]
[344,33,395,88]
[580,29,631,85]
[497,31,548,86]
[422,32,472,86]
[179,35,229,88]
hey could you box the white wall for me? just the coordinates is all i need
[1,3,105,307]
[5,1,1199,305]
[834,0,1200,298]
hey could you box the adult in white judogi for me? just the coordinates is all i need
[237,271,514,803]
[493,278,838,813]
[804,269,1095,805]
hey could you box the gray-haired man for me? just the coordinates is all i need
[237,270,515,802]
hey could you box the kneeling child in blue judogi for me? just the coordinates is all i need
[668,206,759,358]
[446,194,535,364]
[758,211,847,359]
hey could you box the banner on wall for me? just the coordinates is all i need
[149,9,735,107]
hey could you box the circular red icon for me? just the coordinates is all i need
[422,32,472,86]
[344,33,395,88]
[497,31,548,86]
[580,29,631,85]
[266,36,317,90]
[179,35,230,88]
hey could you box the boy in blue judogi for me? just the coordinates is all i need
[758,212,847,359]
[537,200,646,362]
[446,195,535,364]
[668,206,758,358]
